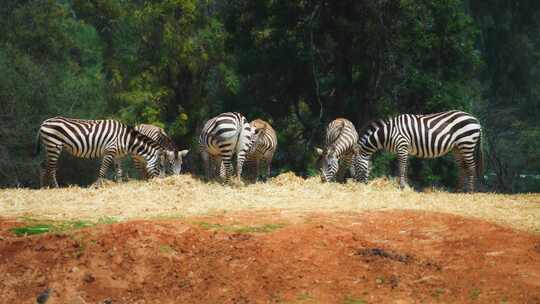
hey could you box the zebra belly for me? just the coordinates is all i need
[408,144,453,159]
[63,144,105,159]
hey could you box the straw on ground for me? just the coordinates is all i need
[1,173,539,232]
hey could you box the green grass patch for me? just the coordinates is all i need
[432,288,445,299]
[195,222,285,233]
[97,216,119,225]
[10,224,52,236]
[151,212,185,220]
[469,288,481,301]
[296,292,315,302]
[10,217,118,236]
[343,296,367,304]
[159,244,176,254]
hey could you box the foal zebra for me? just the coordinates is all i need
[199,112,254,183]
[315,118,359,182]
[352,110,483,192]
[132,124,189,178]
[245,119,277,181]
[36,117,163,187]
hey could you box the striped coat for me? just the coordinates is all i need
[36,117,163,187]
[133,124,188,177]
[198,112,254,183]
[353,110,483,192]
[315,118,359,182]
[245,119,277,181]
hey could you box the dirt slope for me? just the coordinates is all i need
[1,210,539,304]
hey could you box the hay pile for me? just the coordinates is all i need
[1,173,539,232]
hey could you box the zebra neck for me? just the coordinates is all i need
[126,136,159,161]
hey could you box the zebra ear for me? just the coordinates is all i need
[178,149,189,158]
[315,147,323,155]
[352,143,361,154]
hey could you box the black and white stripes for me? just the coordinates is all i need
[134,124,188,176]
[245,119,277,181]
[36,117,163,187]
[316,118,359,182]
[198,112,254,183]
[34,110,483,191]
[352,110,483,192]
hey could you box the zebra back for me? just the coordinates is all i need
[135,124,176,151]
[316,118,359,182]
[324,118,359,157]
[248,119,277,160]
[199,112,253,182]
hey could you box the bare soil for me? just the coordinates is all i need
[1,210,539,304]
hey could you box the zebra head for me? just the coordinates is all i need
[162,149,189,175]
[352,143,370,183]
[315,147,339,182]
[129,129,164,178]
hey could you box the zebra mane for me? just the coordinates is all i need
[358,117,390,137]
[126,126,163,151]
[159,135,178,152]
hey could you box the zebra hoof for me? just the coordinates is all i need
[92,179,105,188]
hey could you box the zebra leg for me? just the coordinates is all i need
[218,159,226,181]
[201,150,211,181]
[464,156,477,193]
[338,154,352,183]
[255,159,261,181]
[133,157,146,180]
[266,157,272,180]
[453,149,466,192]
[44,146,62,188]
[236,150,248,183]
[39,161,47,188]
[242,158,255,182]
[222,158,234,183]
[261,158,270,181]
[397,148,409,189]
[114,158,123,182]
[95,152,115,186]
[458,146,477,192]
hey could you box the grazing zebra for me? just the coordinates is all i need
[199,112,254,183]
[315,118,359,182]
[36,117,164,187]
[352,110,483,192]
[131,124,189,178]
[245,119,277,181]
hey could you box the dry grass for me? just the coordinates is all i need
[1,172,539,232]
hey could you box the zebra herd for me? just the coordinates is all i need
[36,110,483,192]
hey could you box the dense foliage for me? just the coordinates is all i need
[1,0,538,192]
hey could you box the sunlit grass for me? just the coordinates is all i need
[0,173,538,232]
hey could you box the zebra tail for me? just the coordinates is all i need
[475,132,484,181]
[34,131,41,157]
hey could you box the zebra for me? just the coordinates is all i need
[130,124,189,178]
[245,119,277,181]
[199,112,254,183]
[352,110,484,192]
[36,116,164,187]
[315,118,359,182]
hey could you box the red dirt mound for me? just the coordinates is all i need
[0,211,539,303]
